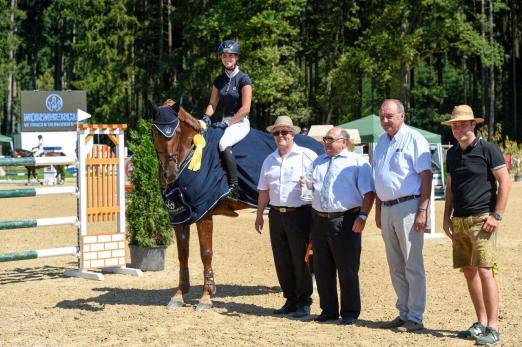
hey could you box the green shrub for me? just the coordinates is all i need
[126,119,173,247]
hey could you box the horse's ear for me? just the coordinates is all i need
[145,100,158,120]
[171,102,180,114]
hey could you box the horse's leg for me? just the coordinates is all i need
[55,165,64,185]
[167,225,191,309]
[195,214,215,311]
[28,167,41,185]
[36,168,43,185]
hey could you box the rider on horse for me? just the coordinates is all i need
[202,39,252,199]
[31,135,44,157]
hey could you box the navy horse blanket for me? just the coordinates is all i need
[162,127,324,226]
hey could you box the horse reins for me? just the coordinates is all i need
[152,121,197,182]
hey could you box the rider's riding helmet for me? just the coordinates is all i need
[218,40,240,55]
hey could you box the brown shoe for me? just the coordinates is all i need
[381,316,406,329]
[397,320,424,332]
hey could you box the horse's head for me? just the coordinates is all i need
[151,99,205,188]
[11,148,32,158]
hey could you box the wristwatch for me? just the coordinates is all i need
[358,211,368,221]
[493,212,502,221]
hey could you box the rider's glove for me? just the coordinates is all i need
[211,121,228,129]
[202,114,212,127]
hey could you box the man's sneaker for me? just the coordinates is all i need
[457,322,487,339]
[397,320,424,332]
[475,327,500,346]
[381,316,406,329]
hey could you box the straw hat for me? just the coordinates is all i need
[441,105,484,126]
[266,116,301,134]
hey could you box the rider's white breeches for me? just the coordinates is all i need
[219,117,250,151]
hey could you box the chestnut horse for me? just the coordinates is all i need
[151,100,250,310]
[10,148,66,185]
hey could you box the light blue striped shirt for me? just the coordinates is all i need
[310,149,374,212]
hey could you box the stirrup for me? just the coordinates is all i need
[228,184,240,200]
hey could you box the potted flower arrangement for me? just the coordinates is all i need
[126,119,173,270]
[500,137,522,181]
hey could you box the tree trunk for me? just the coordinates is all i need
[131,44,137,123]
[167,0,172,52]
[472,58,478,110]
[511,0,518,138]
[488,0,495,140]
[54,46,63,90]
[399,15,410,113]
[158,0,164,92]
[400,61,410,112]
[5,0,17,135]
[481,0,487,122]
[463,58,468,104]
[410,67,415,114]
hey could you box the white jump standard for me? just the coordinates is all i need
[0,124,142,280]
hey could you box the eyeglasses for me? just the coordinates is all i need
[322,136,345,144]
[380,113,403,120]
[273,130,292,137]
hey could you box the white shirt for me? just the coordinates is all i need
[258,143,318,207]
[373,125,432,201]
[310,149,374,212]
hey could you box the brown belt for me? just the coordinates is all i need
[271,205,309,213]
[314,206,361,219]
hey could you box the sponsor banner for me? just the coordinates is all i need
[21,91,87,132]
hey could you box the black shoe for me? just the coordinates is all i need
[314,312,338,322]
[273,301,297,315]
[340,317,357,325]
[293,304,310,318]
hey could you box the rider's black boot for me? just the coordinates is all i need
[221,146,240,200]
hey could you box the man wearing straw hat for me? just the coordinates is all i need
[442,105,511,345]
[374,99,432,332]
[255,116,317,318]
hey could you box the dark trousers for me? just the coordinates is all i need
[268,206,313,306]
[311,210,361,319]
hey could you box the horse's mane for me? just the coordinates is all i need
[178,108,204,132]
[161,99,203,132]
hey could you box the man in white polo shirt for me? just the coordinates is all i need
[255,116,318,318]
[373,99,432,332]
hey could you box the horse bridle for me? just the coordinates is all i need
[152,121,196,182]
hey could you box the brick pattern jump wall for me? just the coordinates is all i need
[81,233,126,269]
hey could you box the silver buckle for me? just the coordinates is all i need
[279,207,288,213]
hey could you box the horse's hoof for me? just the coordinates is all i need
[166,298,185,309]
[195,300,213,311]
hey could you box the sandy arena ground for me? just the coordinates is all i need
[1,180,521,346]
